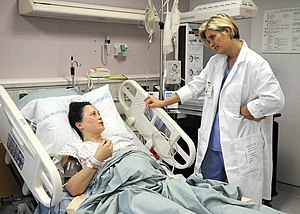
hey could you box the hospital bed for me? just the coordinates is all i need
[0,80,196,209]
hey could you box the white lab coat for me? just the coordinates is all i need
[176,41,285,203]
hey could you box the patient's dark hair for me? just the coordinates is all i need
[68,101,92,141]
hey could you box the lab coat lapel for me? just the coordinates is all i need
[222,63,236,88]
[221,41,248,89]
[213,57,227,104]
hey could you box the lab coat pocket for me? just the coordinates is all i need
[233,132,264,176]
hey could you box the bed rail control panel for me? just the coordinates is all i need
[7,133,25,170]
[0,85,62,208]
[119,80,196,169]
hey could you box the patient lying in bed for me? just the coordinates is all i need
[51,101,285,214]
[54,101,137,196]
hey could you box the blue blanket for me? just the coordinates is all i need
[74,148,284,214]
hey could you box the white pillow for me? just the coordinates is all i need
[20,85,131,156]
[20,95,81,156]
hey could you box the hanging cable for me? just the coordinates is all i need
[87,71,94,91]
[101,36,111,65]
[151,130,178,173]
[69,56,81,90]
[70,56,75,88]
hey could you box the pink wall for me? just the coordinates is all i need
[0,0,188,79]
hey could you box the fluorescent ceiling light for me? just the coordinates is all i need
[19,0,145,24]
[181,0,258,23]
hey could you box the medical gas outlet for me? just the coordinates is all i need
[114,43,128,59]
[165,60,181,84]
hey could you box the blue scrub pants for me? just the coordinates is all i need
[201,149,227,182]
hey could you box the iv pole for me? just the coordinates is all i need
[159,0,164,100]
[159,0,179,99]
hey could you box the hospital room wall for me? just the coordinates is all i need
[0,0,189,79]
[250,0,300,188]
[190,0,300,188]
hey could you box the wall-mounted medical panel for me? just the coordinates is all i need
[177,23,203,84]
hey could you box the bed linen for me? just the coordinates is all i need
[57,148,284,214]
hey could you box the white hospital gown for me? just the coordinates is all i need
[53,136,137,191]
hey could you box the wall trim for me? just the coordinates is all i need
[0,74,160,89]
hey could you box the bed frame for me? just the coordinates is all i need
[119,80,196,169]
[0,85,62,207]
[0,80,196,207]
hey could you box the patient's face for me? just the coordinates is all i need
[80,105,105,135]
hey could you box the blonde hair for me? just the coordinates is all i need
[199,13,240,47]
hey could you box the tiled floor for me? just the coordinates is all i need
[272,182,300,214]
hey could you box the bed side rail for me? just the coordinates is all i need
[0,85,62,207]
[119,80,196,169]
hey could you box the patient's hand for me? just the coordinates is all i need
[94,139,113,161]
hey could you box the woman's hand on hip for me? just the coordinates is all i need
[240,104,266,122]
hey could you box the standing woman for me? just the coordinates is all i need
[145,13,285,203]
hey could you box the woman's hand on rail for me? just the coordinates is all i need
[145,93,181,109]
[94,139,113,161]
[144,95,165,109]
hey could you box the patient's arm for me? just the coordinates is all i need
[65,160,99,196]
[64,140,113,196]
